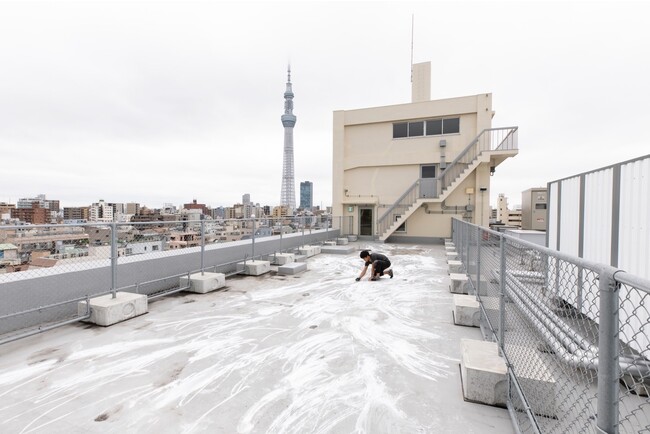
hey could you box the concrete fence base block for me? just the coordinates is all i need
[506,344,557,417]
[294,254,307,262]
[347,235,358,242]
[321,245,355,254]
[79,292,148,327]
[453,294,481,327]
[181,272,226,294]
[449,273,469,294]
[323,241,337,246]
[460,339,507,407]
[278,262,307,275]
[445,241,455,248]
[478,296,501,318]
[237,260,271,276]
[336,238,349,245]
[445,245,456,251]
[270,253,295,265]
[446,251,459,260]
[299,246,319,257]
[448,260,464,274]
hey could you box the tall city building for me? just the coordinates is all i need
[300,181,313,210]
[63,207,90,221]
[90,200,114,222]
[125,203,140,215]
[280,66,296,210]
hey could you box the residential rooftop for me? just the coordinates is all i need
[0,243,513,433]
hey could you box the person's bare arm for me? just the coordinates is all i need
[356,264,368,281]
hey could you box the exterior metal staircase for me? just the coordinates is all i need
[376,127,518,241]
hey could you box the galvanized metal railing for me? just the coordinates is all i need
[439,127,518,195]
[376,127,518,240]
[452,218,650,434]
[0,215,348,345]
[376,179,421,238]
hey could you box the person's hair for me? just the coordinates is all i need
[360,250,370,259]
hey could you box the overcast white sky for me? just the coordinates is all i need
[1,0,649,210]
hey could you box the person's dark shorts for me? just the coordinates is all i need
[373,260,391,275]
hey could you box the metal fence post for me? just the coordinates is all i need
[476,226,482,297]
[251,216,256,259]
[200,215,205,275]
[111,222,117,299]
[554,256,560,298]
[577,265,584,312]
[466,223,471,272]
[279,218,283,253]
[499,234,506,349]
[301,216,305,247]
[596,267,620,434]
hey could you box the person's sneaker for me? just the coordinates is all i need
[388,270,394,279]
[370,276,378,281]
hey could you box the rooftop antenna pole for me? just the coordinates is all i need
[410,14,414,82]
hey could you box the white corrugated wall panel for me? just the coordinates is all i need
[548,182,558,250]
[559,177,581,257]
[619,156,650,279]
[583,169,613,265]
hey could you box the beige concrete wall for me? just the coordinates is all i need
[389,207,457,239]
[412,62,431,103]
[333,92,495,238]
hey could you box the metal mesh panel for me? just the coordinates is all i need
[0,216,340,344]
[618,281,650,433]
[455,218,650,433]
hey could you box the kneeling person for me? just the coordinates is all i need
[355,250,393,281]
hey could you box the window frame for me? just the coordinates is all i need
[394,117,460,139]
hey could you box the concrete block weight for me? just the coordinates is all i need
[237,260,271,276]
[180,272,226,294]
[79,292,148,327]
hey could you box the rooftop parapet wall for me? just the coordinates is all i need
[0,228,338,339]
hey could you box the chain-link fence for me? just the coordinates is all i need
[452,218,650,433]
[0,215,348,345]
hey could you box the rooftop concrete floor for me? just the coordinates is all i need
[0,243,513,434]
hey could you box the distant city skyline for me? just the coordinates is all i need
[0,191,324,218]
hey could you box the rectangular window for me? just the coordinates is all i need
[396,117,460,138]
[442,118,460,134]
[395,215,406,232]
[426,119,442,136]
[393,123,408,138]
[408,121,424,137]
[535,203,547,210]
[421,165,436,178]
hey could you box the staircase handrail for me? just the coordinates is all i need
[376,179,421,236]
[438,126,518,193]
[375,126,518,239]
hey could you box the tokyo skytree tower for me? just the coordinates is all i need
[280,66,296,210]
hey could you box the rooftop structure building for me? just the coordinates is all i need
[332,61,518,241]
